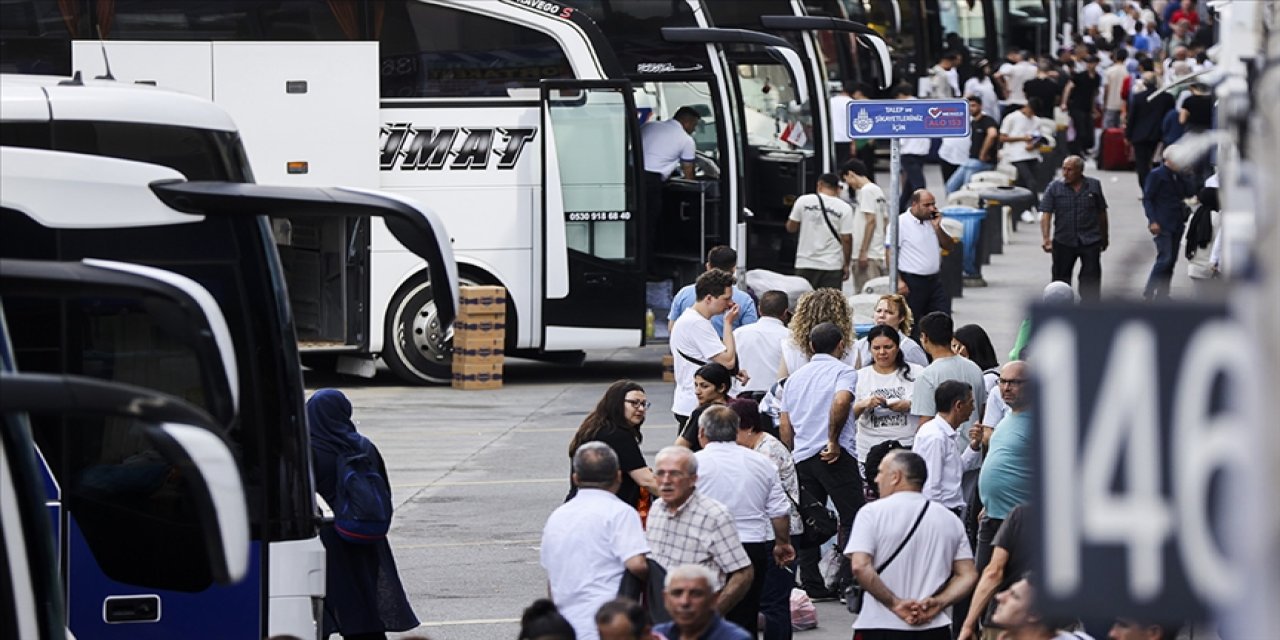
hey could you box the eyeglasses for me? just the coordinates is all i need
[625,399,651,409]
[654,469,687,478]
[998,378,1028,386]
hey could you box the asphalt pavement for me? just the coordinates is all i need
[310,161,1181,640]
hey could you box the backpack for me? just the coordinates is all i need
[332,440,393,544]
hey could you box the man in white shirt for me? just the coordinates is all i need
[1080,0,1105,35]
[995,50,1038,117]
[732,291,790,394]
[1102,48,1131,129]
[840,158,888,292]
[642,105,702,263]
[669,269,743,427]
[888,190,956,329]
[694,406,795,636]
[999,100,1044,202]
[786,173,855,290]
[846,449,978,637]
[913,381,983,517]
[541,443,650,640]
[778,322,863,599]
[830,84,855,167]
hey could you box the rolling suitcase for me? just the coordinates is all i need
[1098,127,1134,170]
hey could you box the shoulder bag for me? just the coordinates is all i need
[847,500,930,614]
[784,487,838,549]
[815,194,843,245]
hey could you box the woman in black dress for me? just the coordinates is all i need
[307,389,418,640]
[565,380,658,510]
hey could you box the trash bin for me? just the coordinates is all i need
[939,217,964,299]
[979,186,1036,254]
[941,206,986,280]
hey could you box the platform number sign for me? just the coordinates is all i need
[1029,302,1259,623]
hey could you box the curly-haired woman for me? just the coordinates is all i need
[777,288,857,377]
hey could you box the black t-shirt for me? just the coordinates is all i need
[992,504,1032,592]
[1182,94,1214,130]
[1023,77,1060,118]
[678,403,722,452]
[1067,71,1101,110]
[969,115,999,162]
[565,425,648,508]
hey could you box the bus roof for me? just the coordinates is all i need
[0,74,238,132]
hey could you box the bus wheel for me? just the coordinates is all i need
[384,273,451,384]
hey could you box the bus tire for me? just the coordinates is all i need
[383,273,451,385]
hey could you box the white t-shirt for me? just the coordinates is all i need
[999,109,1041,163]
[853,182,889,262]
[641,119,696,178]
[888,211,942,276]
[853,363,925,461]
[541,489,650,640]
[997,61,1038,105]
[1080,1,1104,30]
[964,76,1000,122]
[899,136,931,156]
[1103,63,1129,111]
[845,491,973,631]
[789,193,855,271]
[669,308,727,415]
[938,135,970,166]
[733,317,790,393]
[830,94,854,143]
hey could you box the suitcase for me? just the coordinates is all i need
[1098,127,1134,170]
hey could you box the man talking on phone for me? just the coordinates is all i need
[888,190,955,338]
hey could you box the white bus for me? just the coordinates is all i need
[0,0,819,383]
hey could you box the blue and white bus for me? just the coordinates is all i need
[1,77,457,638]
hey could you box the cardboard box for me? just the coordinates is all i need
[454,317,506,333]
[453,322,504,351]
[662,354,674,382]
[451,360,503,390]
[458,285,507,317]
[453,344,505,360]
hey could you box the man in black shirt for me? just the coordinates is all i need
[1126,71,1175,190]
[945,96,1000,193]
[1022,61,1061,120]
[1040,155,1110,301]
[1061,56,1102,156]
[956,505,1033,640]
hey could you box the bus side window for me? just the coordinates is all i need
[378,2,574,99]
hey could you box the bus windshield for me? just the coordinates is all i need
[734,60,813,152]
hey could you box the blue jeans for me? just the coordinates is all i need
[945,158,994,194]
[1144,228,1181,299]
[760,557,795,640]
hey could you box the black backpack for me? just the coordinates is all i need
[332,440,393,544]
[863,439,908,498]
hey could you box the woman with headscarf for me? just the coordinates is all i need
[307,389,418,640]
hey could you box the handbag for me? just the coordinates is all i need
[785,486,838,549]
[816,194,843,245]
[848,500,930,614]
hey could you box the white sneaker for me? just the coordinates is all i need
[1020,210,1036,224]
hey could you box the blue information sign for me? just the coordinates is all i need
[847,99,970,138]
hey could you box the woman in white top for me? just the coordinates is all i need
[852,294,928,369]
[776,287,857,377]
[852,325,924,463]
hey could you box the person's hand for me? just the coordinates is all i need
[891,599,922,625]
[1148,222,1161,236]
[1025,140,1036,151]
[1042,238,1053,253]
[736,369,751,385]
[888,398,911,412]
[917,597,948,622]
[897,277,910,295]
[724,301,741,323]
[957,626,977,640]
[929,213,943,231]
[969,424,986,449]
[773,542,796,567]
[858,256,869,271]
[820,442,841,464]
[842,264,852,281]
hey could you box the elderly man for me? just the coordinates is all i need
[541,443,651,640]
[654,565,751,640]
[1142,145,1198,300]
[846,450,978,639]
[889,190,955,332]
[1040,154,1110,302]
[647,446,754,619]
[694,406,795,636]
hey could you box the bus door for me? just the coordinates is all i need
[0,258,252,639]
[539,80,647,349]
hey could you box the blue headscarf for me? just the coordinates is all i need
[306,388,364,456]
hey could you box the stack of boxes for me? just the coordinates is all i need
[451,285,506,390]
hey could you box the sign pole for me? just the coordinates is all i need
[888,138,901,289]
